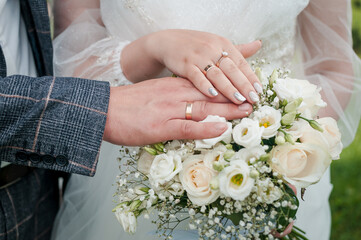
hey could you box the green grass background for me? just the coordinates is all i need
[330,1,361,239]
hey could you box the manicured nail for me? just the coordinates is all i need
[215,123,227,131]
[208,88,218,96]
[234,92,246,102]
[238,104,250,111]
[249,91,259,102]
[254,82,263,94]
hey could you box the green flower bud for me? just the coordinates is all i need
[250,170,260,179]
[281,111,296,125]
[153,142,165,152]
[213,161,224,172]
[285,98,303,113]
[269,69,278,86]
[144,147,158,155]
[225,144,233,150]
[259,154,270,162]
[275,135,286,145]
[309,120,324,132]
[129,200,142,211]
[284,133,295,145]
[139,187,150,193]
[255,67,264,83]
[210,177,220,190]
[223,150,235,160]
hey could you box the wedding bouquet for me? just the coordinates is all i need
[113,66,342,239]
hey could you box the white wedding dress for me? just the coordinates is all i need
[51,0,361,239]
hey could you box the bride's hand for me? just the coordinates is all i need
[121,29,263,104]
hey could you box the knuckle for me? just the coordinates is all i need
[238,58,249,68]
[180,121,193,137]
[198,101,209,118]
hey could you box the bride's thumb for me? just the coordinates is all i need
[236,40,262,58]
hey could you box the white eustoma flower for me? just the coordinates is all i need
[232,118,263,148]
[218,160,254,201]
[270,143,331,188]
[195,115,232,149]
[253,106,281,139]
[149,151,182,187]
[115,209,137,234]
[231,146,266,163]
[300,117,343,160]
[203,144,228,170]
[273,78,327,118]
[179,155,220,206]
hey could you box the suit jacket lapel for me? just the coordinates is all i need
[20,0,53,76]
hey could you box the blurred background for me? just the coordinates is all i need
[330,1,361,239]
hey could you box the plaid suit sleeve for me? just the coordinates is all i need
[0,75,110,176]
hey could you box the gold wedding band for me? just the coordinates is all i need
[185,102,193,120]
[216,51,229,67]
[202,64,216,75]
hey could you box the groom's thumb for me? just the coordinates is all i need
[236,40,262,58]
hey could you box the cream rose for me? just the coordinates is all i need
[195,115,232,149]
[270,143,331,188]
[233,118,263,148]
[218,160,254,201]
[115,210,137,234]
[253,106,281,139]
[298,118,342,160]
[273,78,327,118]
[149,151,182,187]
[179,155,220,206]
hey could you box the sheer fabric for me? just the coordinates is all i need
[51,0,361,239]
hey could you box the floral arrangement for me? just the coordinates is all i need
[113,66,342,239]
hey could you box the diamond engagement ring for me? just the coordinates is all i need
[185,102,193,120]
[216,51,229,67]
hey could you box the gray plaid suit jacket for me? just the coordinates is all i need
[0,0,111,239]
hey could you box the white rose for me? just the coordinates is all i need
[270,143,331,188]
[231,146,266,163]
[218,160,254,201]
[317,117,343,159]
[195,115,232,149]
[137,150,155,175]
[179,155,220,206]
[273,78,327,118]
[253,106,281,139]
[232,118,263,148]
[149,151,182,187]
[300,117,342,160]
[115,210,137,234]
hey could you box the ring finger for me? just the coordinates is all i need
[204,66,246,105]
[219,57,260,103]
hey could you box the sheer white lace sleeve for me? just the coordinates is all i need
[296,0,361,147]
[53,9,132,86]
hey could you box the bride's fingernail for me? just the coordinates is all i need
[208,88,218,96]
[249,91,259,102]
[234,92,246,102]
[215,123,227,131]
[238,103,250,111]
[254,82,263,94]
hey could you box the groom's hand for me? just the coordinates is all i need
[103,77,252,146]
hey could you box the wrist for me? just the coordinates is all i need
[121,35,164,83]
